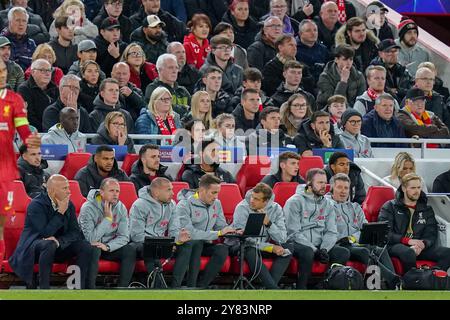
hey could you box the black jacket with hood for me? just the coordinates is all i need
[261,169,305,188]
[129,160,172,193]
[324,162,366,205]
[89,95,134,133]
[181,163,235,189]
[17,156,50,198]
[90,122,136,154]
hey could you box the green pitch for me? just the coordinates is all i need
[1,290,450,300]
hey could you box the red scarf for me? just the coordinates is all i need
[405,105,439,148]
[367,87,379,101]
[155,114,177,144]
[337,0,347,23]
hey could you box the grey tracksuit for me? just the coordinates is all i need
[339,130,373,158]
[41,124,87,153]
[327,195,367,241]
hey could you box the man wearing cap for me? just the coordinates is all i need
[130,15,168,65]
[0,36,23,91]
[398,88,449,141]
[94,17,127,77]
[370,38,413,103]
[93,0,132,43]
[365,1,394,41]
[48,16,78,74]
[395,17,430,76]
[68,39,106,81]
[339,109,373,158]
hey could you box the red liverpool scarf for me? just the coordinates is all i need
[337,0,347,23]
[404,105,439,148]
[367,87,379,101]
[155,114,177,144]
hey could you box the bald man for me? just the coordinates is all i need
[315,1,341,50]
[111,62,145,121]
[9,174,92,289]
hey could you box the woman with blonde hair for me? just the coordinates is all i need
[135,86,182,145]
[91,111,136,153]
[383,152,428,191]
[24,43,64,85]
[121,43,158,90]
[181,91,214,130]
[280,93,312,138]
[49,0,98,44]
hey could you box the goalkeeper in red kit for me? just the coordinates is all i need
[0,59,41,259]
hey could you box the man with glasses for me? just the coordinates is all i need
[42,74,92,133]
[339,109,373,158]
[93,0,132,43]
[263,0,299,35]
[17,58,58,132]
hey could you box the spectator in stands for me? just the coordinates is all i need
[0,0,49,45]
[9,174,92,289]
[78,60,101,113]
[93,0,132,43]
[329,172,399,289]
[419,62,449,103]
[49,16,78,74]
[284,168,350,289]
[279,93,312,139]
[90,78,134,133]
[294,110,344,156]
[130,0,188,42]
[174,119,206,163]
[17,144,50,198]
[75,145,130,197]
[432,168,450,194]
[145,53,191,118]
[94,17,127,77]
[49,0,98,45]
[200,66,232,118]
[325,95,347,133]
[130,14,168,65]
[68,40,106,81]
[121,43,158,91]
[290,0,321,23]
[28,0,60,30]
[354,65,400,117]
[316,44,366,108]
[383,152,427,192]
[232,88,260,134]
[395,17,430,76]
[18,59,58,132]
[213,113,247,153]
[221,0,259,50]
[1,6,36,70]
[335,17,379,72]
[230,67,272,111]
[314,1,341,50]
[263,0,299,35]
[247,16,281,72]
[228,182,293,289]
[42,74,92,133]
[176,174,235,288]
[42,107,87,153]
[79,177,136,289]
[329,0,356,23]
[184,0,229,29]
[0,35,23,91]
[397,88,449,140]
[130,144,172,192]
[339,108,373,158]
[91,111,136,153]
[361,93,407,148]
[23,43,64,86]
[181,91,214,130]
[167,41,201,95]
[370,38,413,103]
[83,0,102,21]
[200,35,243,96]
[181,140,235,189]
[111,62,146,121]
[379,173,450,274]
[161,0,187,23]
[136,86,182,145]
[212,22,248,70]
[324,151,366,205]
[183,13,211,70]
[365,1,394,41]
[261,151,304,187]
[129,177,194,288]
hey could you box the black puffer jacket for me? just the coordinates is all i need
[89,95,134,133]
[221,10,260,49]
[181,163,235,189]
[247,32,276,72]
[90,123,136,154]
[130,160,172,193]
[93,7,133,42]
[17,157,50,198]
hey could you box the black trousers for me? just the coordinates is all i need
[388,243,450,272]
[87,243,137,289]
[33,239,92,289]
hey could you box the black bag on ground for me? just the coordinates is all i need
[402,266,449,290]
[322,264,364,290]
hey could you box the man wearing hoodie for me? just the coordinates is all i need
[232,88,260,134]
[42,107,87,153]
[89,78,134,133]
[175,174,236,288]
[92,0,132,43]
[130,144,172,193]
[79,178,136,288]
[284,168,350,289]
[261,151,305,188]
[324,151,366,205]
[129,177,193,288]
[17,144,50,198]
[74,145,130,197]
[227,183,293,289]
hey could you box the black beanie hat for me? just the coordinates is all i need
[341,108,362,127]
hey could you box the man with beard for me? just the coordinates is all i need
[379,173,450,274]
[395,17,430,76]
[284,168,350,289]
[17,143,50,198]
[0,36,23,91]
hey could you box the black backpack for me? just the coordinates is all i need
[402,266,450,290]
[322,264,364,290]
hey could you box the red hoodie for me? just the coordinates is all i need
[183,33,210,70]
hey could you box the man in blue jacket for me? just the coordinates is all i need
[9,174,92,289]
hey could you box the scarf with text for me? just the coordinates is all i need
[337,0,347,23]
[155,114,177,144]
